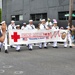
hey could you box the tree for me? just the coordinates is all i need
[0,8,2,22]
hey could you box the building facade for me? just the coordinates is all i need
[2,0,75,27]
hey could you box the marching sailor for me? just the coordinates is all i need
[60,27,68,48]
[37,19,42,30]
[15,25,21,52]
[26,20,35,51]
[64,25,72,48]
[39,19,49,49]
[21,23,27,30]
[46,18,53,29]
[52,19,59,48]
[8,20,16,48]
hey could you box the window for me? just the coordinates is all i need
[19,15,23,21]
[30,14,35,21]
[58,11,75,20]
[58,11,68,20]
[11,15,23,21]
[16,15,19,21]
[30,13,47,21]
[35,14,41,21]
[42,13,47,20]
[11,16,15,21]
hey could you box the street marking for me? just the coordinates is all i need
[3,65,13,68]
[0,70,5,73]
[14,71,24,74]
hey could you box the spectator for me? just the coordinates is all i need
[0,21,8,53]
[0,21,6,42]
[71,25,75,41]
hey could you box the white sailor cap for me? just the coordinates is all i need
[40,19,42,22]
[1,21,6,24]
[29,20,33,22]
[11,20,15,23]
[48,18,50,21]
[41,19,45,22]
[16,25,20,27]
[23,23,26,25]
[60,27,64,29]
[53,19,57,24]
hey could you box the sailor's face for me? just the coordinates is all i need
[54,23,57,26]
[16,27,20,29]
[42,21,46,24]
[29,22,33,25]
[2,22,6,26]
[11,22,14,25]
[24,24,26,27]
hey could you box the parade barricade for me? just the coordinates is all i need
[8,29,68,45]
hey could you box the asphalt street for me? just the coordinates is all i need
[0,44,75,75]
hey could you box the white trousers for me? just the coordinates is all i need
[64,34,72,47]
[28,44,33,49]
[16,45,20,50]
[39,42,47,48]
[53,41,57,47]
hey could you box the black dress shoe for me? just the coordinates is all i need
[5,50,8,53]
[27,45,29,47]
[10,46,14,48]
[0,48,1,52]
[69,46,72,48]
[17,50,20,52]
[39,47,42,49]
[53,46,58,48]
[64,47,67,48]
[29,48,32,51]
[44,47,48,49]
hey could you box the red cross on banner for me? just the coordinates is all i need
[11,32,20,42]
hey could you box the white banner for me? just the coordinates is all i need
[9,29,68,45]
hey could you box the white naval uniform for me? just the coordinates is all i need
[8,24,16,47]
[21,26,27,30]
[8,24,16,30]
[46,21,53,29]
[39,23,48,48]
[21,25,28,46]
[26,24,35,49]
[64,30,72,47]
[15,28,21,51]
[16,44,20,51]
[21,26,24,30]
[52,26,59,47]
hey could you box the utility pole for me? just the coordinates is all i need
[68,0,74,27]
